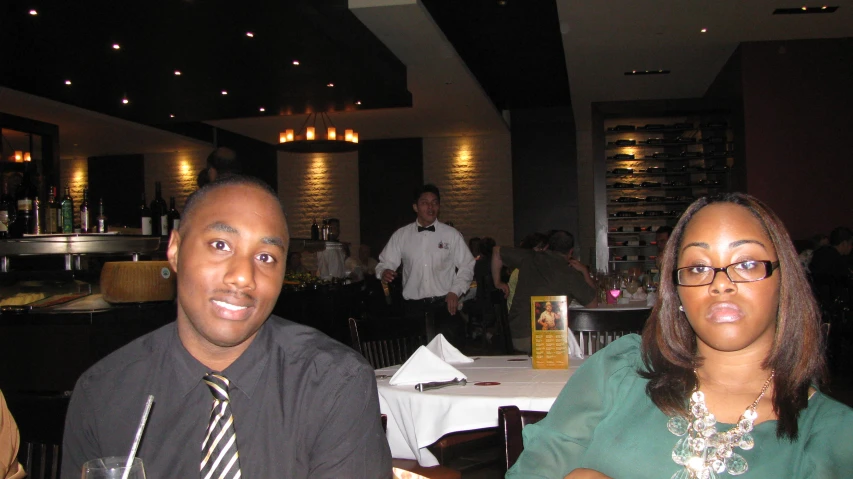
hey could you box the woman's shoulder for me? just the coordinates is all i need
[794,392,853,475]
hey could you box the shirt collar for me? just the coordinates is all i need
[170,320,271,400]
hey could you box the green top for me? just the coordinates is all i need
[507,334,853,479]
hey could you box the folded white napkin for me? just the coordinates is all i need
[426,334,474,363]
[567,330,584,359]
[393,467,429,479]
[389,346,467,386]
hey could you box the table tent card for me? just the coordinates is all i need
[426,334,474,363]
[531,295,570,369]
[389,346,467,386]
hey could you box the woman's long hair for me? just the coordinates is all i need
[640,192,826,439]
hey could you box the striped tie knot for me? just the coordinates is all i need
[204,373,231,403]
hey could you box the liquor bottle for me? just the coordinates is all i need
[310,218,320,240]
[46,186,60,234]
[60,186,74,233]
[0,181,14,239]
[96,198,107,233]
[11,164,38,237]
[32,196,41,234]
[140,193,152,236]
[167,196,180,234]
[321,219,329,241]
[80,187,90,233]
[150,181,168,237]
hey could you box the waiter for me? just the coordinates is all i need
[376,184,475,345]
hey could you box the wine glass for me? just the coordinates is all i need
[607,276,622,304]
[82,457,146,479]
[643,273,658,294]
[626,275,640,297]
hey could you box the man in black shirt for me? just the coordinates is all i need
[810,226,853,285]
[61,176,391,479]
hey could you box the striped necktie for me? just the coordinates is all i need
[201,373,242,479]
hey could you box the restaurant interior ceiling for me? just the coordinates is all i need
[2,0,853,158]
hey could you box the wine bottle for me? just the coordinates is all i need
[60,186,74,233]
[140,193,152,236]
[0,180,12,239]
[11,164,38,237]
[310,218,320,240]
[150,181,168,237]
[80,186,90,233]
[167,196,180,234]
[46,186,60,234]
[96,198,107,233]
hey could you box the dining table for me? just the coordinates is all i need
[375,355,586,467]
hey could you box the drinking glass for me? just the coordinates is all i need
[82,457,146,479]
[643,274,658,294]
[607,276,622,304]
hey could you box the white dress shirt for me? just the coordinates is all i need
[376,221,475,300]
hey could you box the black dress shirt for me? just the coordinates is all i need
[61,316,391,479]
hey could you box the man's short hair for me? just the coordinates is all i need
[413,184,440,204]
[520,232,548,249]
[207,147,241,176]
[829,226,853,246]
[547,230,575,254]
[180,175,283,233]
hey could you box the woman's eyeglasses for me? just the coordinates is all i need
[674,260,780,287]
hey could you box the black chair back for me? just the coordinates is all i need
[6,391,70,479]
[568,308,648,355]
[349,317,428,369]
[498,405,547,471]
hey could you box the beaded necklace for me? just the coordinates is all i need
[667,370,775,479]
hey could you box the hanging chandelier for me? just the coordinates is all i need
[278,112,359,153]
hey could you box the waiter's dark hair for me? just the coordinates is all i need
[179,175,284,233]
[413,184,440,204]
[547,230,574,254]
[640,192,826,440]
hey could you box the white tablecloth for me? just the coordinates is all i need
[376,355,585,466]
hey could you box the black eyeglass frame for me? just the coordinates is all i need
[673,260,781,287]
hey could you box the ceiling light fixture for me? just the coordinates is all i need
[174,70,181,76]
[170,114,175,118]
[29,9,37,15]
[624,69,670,76]
[292,60,300,65]
[327,83,334,87]
[65,80,72,85]
[259,107,265,112]
[246,32,254,37]
[700,28,708,33]
[112,44,121,50]
[355,101,362,105]
[773,5,837,13]
[221,90,228,95]
[278,112,359,153]
[121,98,129,104]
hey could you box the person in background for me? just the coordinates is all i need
[0,391,25,479]
[376,184,475,346]
[62,176,390,479]
[468,237,482,260]
[206,147,241,183]
[343,243,364,282]
[286,251,307,274]
[798,233,829,271]
[358,244,379,277]
[506,232,548,311]
[809,226,852,285]
[507,192,853,478]
[492,230,597,353]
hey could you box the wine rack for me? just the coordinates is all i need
[604,116,734,272]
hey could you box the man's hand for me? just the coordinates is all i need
[446,292,459,315]
[495,281,509,298]
[381,269,397,283]
[568,259,589,274]
[564,469,613,479]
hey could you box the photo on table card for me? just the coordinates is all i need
[530,295,569,369]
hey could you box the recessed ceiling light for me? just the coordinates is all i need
[259,107,265,112]
[246,32,254,38]
[112,44,121,50]
[64,80,72,85]
[121,98,129,104]
[327,83,334,87]
[700,28,708,33]
[292,60,300,66]
[221,90,228,95]
[355,101,362,105]
[773,5,838,14]
[174,70,181,76]
[29,9,37,15]
[170,114,175,118]
[624,69,670,76]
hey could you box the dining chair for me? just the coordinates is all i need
[381,415,462,479]
[19,442,61,479]
[349,317,429,369]
[6,391,71,479]
[568,308,649,355]
[497,405,547,471]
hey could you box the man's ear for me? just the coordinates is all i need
[412,203,418,214]
[167,229,181,273]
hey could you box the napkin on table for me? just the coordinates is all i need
[426,334,474,363]
[567,330,584,359]
[389,346,467,386]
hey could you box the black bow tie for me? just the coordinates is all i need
[418,225,435,232]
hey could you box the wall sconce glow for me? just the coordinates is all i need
[344,129,353,142]
[180,161,191,173]
[13,151,23,162]
[112,44,120,50]
[306,127,315,140]
[65,80,72,85]
[246,32,254,37]
[121,98,129,104]
[327,128,336,140]
[29,9,37,15]
[174,70,181,76]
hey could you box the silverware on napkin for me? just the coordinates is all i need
[414,378,467,392]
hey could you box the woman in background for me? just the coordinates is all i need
[507,193,853,479]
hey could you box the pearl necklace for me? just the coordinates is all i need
[668,370,775,479]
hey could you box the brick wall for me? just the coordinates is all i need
[423,135,513,247]
[277,150,360,247]
[58,156,89,217]
[144,150,211,211]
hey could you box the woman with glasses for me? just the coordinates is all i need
[507,193,853,479]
